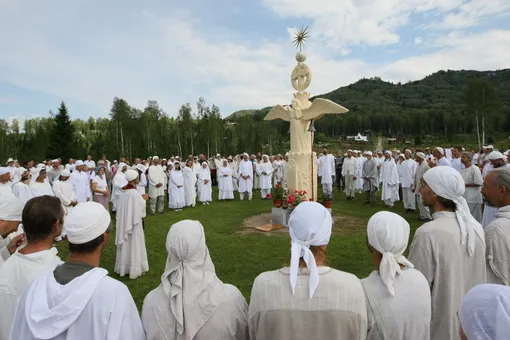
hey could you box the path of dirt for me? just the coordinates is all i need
[238,212,365,236]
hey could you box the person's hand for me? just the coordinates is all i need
[353,176,357,180]
[156,183,162,188]
[7,234,25,254]
[205,180,209,184]
[86,197,90,202]
[71,201,78,207]
[142,194,149,200]
[224,174,228,177]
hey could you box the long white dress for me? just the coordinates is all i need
[218,166,234,200]
[238,161,253,194]
[29,181,54,197]
[198,167,212,203]
[183,167,197,207]
[69,170,91,203]
[168,170,185,209]
[52,179,77,215]
[230,161,239,191]
[136,173,147,195]
[115,188,149,280]
[485,205,510,285]
[381,158,400,206]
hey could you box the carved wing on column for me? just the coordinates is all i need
[301,98,349,121]
[264,105,292,121]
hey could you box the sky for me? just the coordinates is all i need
[1,0,510,124]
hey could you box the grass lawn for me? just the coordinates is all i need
[56,187,424,309]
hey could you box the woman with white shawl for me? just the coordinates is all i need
[168,162,185,211]
[218,160,234,200]
[198,162,212,205]
[29,166,54,197]
[141,220,248,340]
[183,160,197,207]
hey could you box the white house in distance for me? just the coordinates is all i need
[346,133,369,143]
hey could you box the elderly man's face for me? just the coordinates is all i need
[461,154,471,166]
[0,220,20,238]
[482,172,505,208]
[419,180,436,207]
[490,159,505,168]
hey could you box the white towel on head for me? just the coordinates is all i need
[0,193,24,221]
[367,211,414,296]
[423,166,485,256]
[460,284,510,340]
[288,201,332,299]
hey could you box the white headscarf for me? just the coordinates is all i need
[288,202,332,299]
[460,284,510,340]
[162,220,224,340]
[30,164,45,183]
[0,193,24,221]
[367,211,414,296]
[423,166,485,256]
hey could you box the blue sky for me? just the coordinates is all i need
[1,0,509,124]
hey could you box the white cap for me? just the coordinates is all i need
[65,202,111,244]
[416,152,426,160]
[125,169,139,182]
[135,164,145,172]
[61,169,71,177]
[487,145,494,149]
[488,151,505,161]
[153,156,160,161]
[6,158,14,163]
[52,159,59,163]
[75,160,84,166]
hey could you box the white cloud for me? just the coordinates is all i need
[414,37,423,44]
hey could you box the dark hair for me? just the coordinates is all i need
[22,196,64,242]
[438,196,457,210]
[454,146,463,152]
[68,234,104,253]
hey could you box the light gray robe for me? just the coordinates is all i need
[362,159,378,192]
[408,212,487,340]
[485,206,510,285]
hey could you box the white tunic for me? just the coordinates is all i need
[11,181,33,204]
[52,180,77,215]
[183,167,197,206]
[238,161,253,193]
[341,157,356,176]
[451,157,465,172]
[485,206,510,285]
[30,181,54,197]
[198,168,212,202]
[257,162,274,190]
[111,172,127,210]
[362,269,431,340]
[460,165,483,204]
[408,211,487,340]
[249,267,367,340]
[115,188,149,280]
[148,165,166,198]
[400,159,416,189]
[318,154,335,184]
[9,267,145,340]
[218,166,234,200]
[0,249,62,340]
[380,159,399,202]
[69,171,91,203]
[136,173,147,195]
[168,170,185,209]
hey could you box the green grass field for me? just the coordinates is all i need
[56,187,423,309]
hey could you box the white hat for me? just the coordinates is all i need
[487,145,494,149]
[75,160,84,166]
[0,193,24,222]
[135,164,145,172]
[60,169,71,177]
[399,153,405,158]
[434,147,445,155]
[153,156,160,161]
[125,169,139,182]
[365,151,373,156]
[488,151,505,161]
[65,202,111,244]
[52,159,59,163]
[6,158,14,163]
[0,167,10,176]
[416,152,426,160]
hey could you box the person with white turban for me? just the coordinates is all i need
[0,196,64,340]
[111,162,128,213]
[318,147,335,195]
[362,211,431,340]
[115,170,149,280]
[141,220,248,340]
[256,155,274,199]
[249,202,367,340]
[481,151,510,228]
[0,167,13,194]
[11,168,33,204]
[433,147,452,167]
[46,159,63,185]
[414,152,432,221]
[481,167,510,286]
[381,150,400,207]
[148,156,166,215]
[238,153,254,201]
[69,160,91,203]
[408,166,486,340]
[52,169,77,216]
[198,162,212,204]
[459,284,510,340]
[342,150,357,199]
[29,166,54,197]
[218,159,234,200]
[0,193,25,267]
[9,202,145,340]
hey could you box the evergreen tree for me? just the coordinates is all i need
[47,102,75,161]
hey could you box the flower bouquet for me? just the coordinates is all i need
[271,184,284,207]
[286,190,307,208]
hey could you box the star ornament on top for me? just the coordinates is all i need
[292,26,310,51]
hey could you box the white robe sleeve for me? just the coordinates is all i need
[53,183,73,207]
[105,284,146,340]
[408,230,436,287]
[486,225,510,285]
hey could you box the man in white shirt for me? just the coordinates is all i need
[84,155,96,172]
[148,156,166,215]
[432,147,452,167]
[47,159,63,185]
[238,153,254,201]
[381,151,400,208]
[460,152,484,223]
[451,147,465,172]
[9,202,145,340]
[0,196,63,340]
[363,211,431,340]
[342,150,356,199]
[318,147,335,195]
[401,150,417,212]
[70,160,91,203]
[414,152,432,221]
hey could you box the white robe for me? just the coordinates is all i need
[136,173,147,195]
[249,267,367,340]
[111,172,128,211]
[362,269,431,340]
[115,188,149,280]
[183,167,197,207]
[0,248,62,340]
[198,168,212,202]
[355,157,365,190]
[381,159,399,203]
[168,170,185,209]
[148,165,166,198]
[256,162,274,190]
[408,211,487,340]
[11,181,33,204]
[218,166,234,200]
[69,170,91,203]
[52,180,76,215]
[400,159,416,189]
[318,154,335,184]
[9,267,145,340]
[230,162,239,191]
[485,205,510,285]
[238,161,253,193]
[30,181,54,197]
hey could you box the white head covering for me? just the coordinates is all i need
[0,193,24,221]
[118,162,127,172]
[488,151,505,161]
[423,166,485,256]
[6,158,14,163]
[153,156,160,161]
[124,169,138,182]
[365,151,373,156]
[64,202,111,244]
[162,220,224,339]
[486,145,494,150]
[30,165,46,183]
[288,202,332,299]
[384,150,391,155]
[367,211,414,296]
[135,164,145,172]
[416,152,426,160]
[75,160,84,166]
[60,169,71,177]
[460,284,510,340]
[0,167,9,176]
[435,147,445,155]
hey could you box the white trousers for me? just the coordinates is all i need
[261,189,270,198]
[416,194,431,220]
[322,183,332,194]
[384,199,394,207]
[344,175,355,197]
[402,188,416,210]
[240,191,252,200]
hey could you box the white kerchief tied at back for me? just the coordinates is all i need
[163,220,224,340]
[64,202,111,244]
[460,284,510,340]
[423,166,485,256]
[288,201,332,299]
[367,211,414,296]
[0,193,24,221]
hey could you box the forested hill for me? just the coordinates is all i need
[231,69,510,138]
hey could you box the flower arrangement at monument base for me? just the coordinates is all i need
[271,184,284,207]
[319,192,333,209]
[286,190,307,208]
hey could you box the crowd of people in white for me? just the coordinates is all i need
[0,143,509,339]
